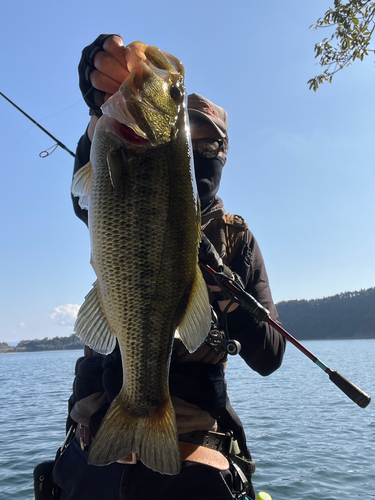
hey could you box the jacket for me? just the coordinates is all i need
[69,130,286,453]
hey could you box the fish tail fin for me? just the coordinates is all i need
[88,395,181,475]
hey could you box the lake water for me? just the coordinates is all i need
[0,339,374,499]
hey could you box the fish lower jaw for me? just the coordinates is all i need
[100,114,150,146]
[101,92,148,141]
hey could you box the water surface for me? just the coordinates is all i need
[1,340,374,499]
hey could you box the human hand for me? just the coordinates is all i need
[89,35,130,100]
[199,231,225,283]
[78,34,130,115]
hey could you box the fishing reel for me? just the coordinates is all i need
[205,308,241,356]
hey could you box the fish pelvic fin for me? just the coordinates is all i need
[107,148,127,193]
[71,161,92,210]
[88,395,181,475]
[177,265,211,353]
[74,281,116,355]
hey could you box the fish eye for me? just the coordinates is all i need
[170,86,182,100]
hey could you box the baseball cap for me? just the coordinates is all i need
[187,93,228,139]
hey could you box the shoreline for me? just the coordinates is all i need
[2,336,375,354]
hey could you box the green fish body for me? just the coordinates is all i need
[71,42,211,475]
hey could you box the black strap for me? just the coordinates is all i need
[209,289,233,302]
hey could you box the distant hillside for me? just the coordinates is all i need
[276,287,375,340]
[1,288,374,351]
[0,334,84,353]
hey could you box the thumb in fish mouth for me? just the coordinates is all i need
[125,41,148,73]
[145,45,184,77]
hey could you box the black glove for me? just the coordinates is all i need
[199,231,232,286]
[78,34,119,117]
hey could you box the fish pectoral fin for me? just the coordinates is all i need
[107,148,127,192]
[177,266,211,353]
[74,281,116,355]
[88,395,181,475]
[71,161,92,210]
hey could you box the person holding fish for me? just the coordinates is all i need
[51,34,286,500]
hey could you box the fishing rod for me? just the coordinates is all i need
[0,92,76,158]
[200,262,371,409]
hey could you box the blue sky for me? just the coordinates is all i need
[1,0,374,343]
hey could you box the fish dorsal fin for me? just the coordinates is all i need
[177,266,211,353]
[71,161,92,210]
[74,281,117,354]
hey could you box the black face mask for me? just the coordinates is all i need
[193,151,225,210]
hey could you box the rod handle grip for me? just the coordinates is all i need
[329,371,371,408]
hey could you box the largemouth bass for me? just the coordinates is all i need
[71,41,211,475]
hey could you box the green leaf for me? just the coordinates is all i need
[308,0,375,90]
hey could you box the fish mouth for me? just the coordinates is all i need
[101,42,184,143]
[106,117,151,145]
[101,92,148,140]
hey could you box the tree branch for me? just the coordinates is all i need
[308,0,375,90]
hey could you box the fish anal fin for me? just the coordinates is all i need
[88,395,181,475]
[177,266,211,353]
[71,161,92,210]
[74,281,116,355]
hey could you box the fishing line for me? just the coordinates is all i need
[1,37,129,159]
[0,122,38,156]
[0,86,99,159]
[0,92,76,158]
[37,95,88,122]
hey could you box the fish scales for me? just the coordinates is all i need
[91,139,196,408]
[71,41,211,475]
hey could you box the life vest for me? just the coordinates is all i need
[203,212,251,287]
[220,213,249,265]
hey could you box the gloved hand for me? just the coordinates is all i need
[199,231,232,286]
[78,34,129,117]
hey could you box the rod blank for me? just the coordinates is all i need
[200,262,372,409]
[0,92,75,158]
